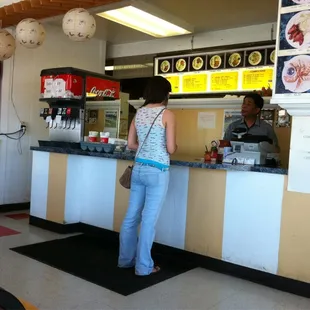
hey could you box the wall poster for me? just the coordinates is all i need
[274,0,310,98]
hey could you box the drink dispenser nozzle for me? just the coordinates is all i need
[65,108,71,129]
[60,108,67,129]
[71,108,79,130]
[50,108,57,129]
[72,118,76,130]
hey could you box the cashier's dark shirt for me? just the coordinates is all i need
[223,118,279,146]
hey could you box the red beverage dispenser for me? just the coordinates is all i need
[39,67,120,144]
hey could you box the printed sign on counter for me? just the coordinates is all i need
[290,116,310,151]
[210,72,238,91]
[288,149,310,194]
[242,68,274,90]
[182,74,207,93]
[165,75,180,93]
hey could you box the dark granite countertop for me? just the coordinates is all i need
[30,146,288,175]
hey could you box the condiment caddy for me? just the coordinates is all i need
[205,140,232,164]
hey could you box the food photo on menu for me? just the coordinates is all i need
[207,54,225,70]
[245,50,266,66]
[159,59,172,74]
[226,52,244,68]
[282,0,310,7]
[276,54,310,93]
[280,11,310,49]
[175,58,188,72]
[190,56,205,71]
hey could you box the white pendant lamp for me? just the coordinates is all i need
[0,29,16,60]
[62,8,96,42]
[16,18,46,49]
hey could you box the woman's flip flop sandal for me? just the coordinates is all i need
[136,266,161,277]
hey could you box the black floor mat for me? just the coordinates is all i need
[11,234,196,296]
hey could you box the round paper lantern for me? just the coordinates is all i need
[62,8,96,42]
[16,18,46,49]
[0,29,16,61]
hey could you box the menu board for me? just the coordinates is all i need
[211,72,238,91]
[183,74,207,93]
[274,0,310,98]
[154,45,275,95]
[165,76,180,93]
[242,68,273,90]
[158,67,273,94]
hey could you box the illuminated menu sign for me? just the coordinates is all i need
[154,45,275,95]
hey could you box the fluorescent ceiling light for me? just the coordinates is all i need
[105,63,153,71]
[97,5,192,38]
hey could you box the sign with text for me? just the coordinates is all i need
[159,66,273,95]
[166,75,180,93]
[182,74,207,93]
[211,72,239,91]
[242,69,273,90]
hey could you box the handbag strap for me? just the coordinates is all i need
[136,108,166,158]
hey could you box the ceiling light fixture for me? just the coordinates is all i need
[105,63,154,71]
[97,1,192,38]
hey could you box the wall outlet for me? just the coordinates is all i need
[20,122,27,130]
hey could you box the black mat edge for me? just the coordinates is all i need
[11,242,134,296]
[28,215,310,299]
[11,233,195,296]
[0,202,30,213]
[0,287,26,310]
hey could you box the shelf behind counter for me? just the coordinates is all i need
[30,146,288,175]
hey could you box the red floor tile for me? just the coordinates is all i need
[0,226,20,237]
[5,213,29,220]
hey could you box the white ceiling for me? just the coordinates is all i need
[46,0,278,45]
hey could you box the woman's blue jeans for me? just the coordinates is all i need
[118,164,170,275]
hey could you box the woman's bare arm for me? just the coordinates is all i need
[163,110,177,154]
[127,118,139,150]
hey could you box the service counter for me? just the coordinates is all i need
[29,146,310,294]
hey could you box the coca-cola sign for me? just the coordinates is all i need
[89,87,116,98]
[86,76,120,99]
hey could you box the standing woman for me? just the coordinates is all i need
[118,76,177,276]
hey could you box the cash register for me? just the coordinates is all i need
[223,128,279,166]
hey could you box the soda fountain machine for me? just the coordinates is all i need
[39,67,120,144]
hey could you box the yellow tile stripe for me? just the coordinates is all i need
[185,169,226,259]
[277,176,310,283]
[46,153,68,223]
[19,299,39,310]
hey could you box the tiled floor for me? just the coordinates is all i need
[0,211,310,310]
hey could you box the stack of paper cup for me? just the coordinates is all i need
[89,131,98,142]
[100,132,110,143]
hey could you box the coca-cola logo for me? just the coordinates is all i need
[90,86,116,98]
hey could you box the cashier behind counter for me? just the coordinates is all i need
[224,93,279,150]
